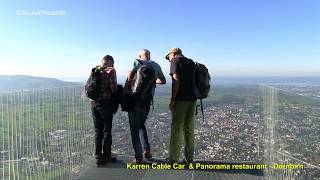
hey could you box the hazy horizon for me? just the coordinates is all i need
[2,74,320,85]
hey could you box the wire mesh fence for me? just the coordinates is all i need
[0,85,319,179]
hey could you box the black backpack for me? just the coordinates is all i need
[85,67,102,100]
[111,84,123,114]
[193,62,211,99]
[131,60,156,100]
[121,80,134,112]
[193,61,211,121]
[121,60,156,112]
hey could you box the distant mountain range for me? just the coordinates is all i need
[0,75,80,92]
[1,75,319,93]
[213,76,320,86]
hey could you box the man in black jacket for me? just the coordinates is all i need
[90,55,118,166]
[166,48,197,164]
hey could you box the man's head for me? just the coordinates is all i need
[102,55,114,67]
[138,49,151,61]
[165,48,182,61]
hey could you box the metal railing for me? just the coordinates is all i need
[0,86,93,180]
[261,85,320,179]
[0,85,319,179]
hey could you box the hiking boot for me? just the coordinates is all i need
[132,158,143,164]
[106,156,117,163]
[96,156,106,167]
[182,158,194,168]
[144,150,152,159]
[165,158,177,166]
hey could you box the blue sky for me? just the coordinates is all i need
[0,0,319,81]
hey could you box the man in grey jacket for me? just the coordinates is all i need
[128,49,166,163]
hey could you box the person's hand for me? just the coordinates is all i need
[106,67,114,73]
[169,100,176,112]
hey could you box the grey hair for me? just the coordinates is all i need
[138,49,151,60]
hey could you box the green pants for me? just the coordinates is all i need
[169,101,196,162]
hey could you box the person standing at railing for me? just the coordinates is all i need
[90,55,118,167]
[127,49,166,163]
[165,48,197,164]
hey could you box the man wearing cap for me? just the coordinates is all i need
[166,48,197,164]
[90,55,118,166]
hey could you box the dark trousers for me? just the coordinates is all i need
[91,100,114,159]
[128,102,150,159]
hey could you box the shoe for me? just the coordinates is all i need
[165,158,176,166]
[182,158,194,168]
[132,158,143,164]
[96,157,106,167]
[106,156,117,163]
[144,150,152,159]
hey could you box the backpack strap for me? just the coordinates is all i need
[195,104,200,115]
[131,59,142,75]
[200,99,204,122]
[149,83,155,111]
[194,99,204,122]
[193,61,205,122]
[137,59,143,65]
[151,96,154,111]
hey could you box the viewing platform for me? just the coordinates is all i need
[78,155,264,180]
